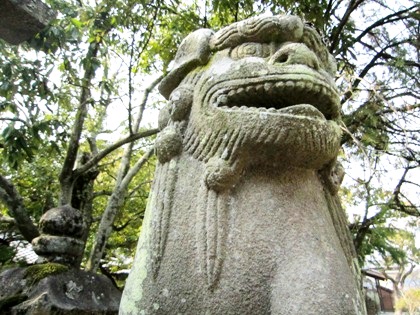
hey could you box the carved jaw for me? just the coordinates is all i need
[200,61,341,122]
[209,73,340,121]
[186,58,342,171]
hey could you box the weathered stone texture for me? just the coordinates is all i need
[0,266,121,314]
[0,0,55,45]
[0,204,121,314]
[121,14,367,315]
[32,205,86,266]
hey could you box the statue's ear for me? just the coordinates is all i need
[319,159,345,195]
[159,29,214,100]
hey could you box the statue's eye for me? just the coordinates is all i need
[230,43,270,59]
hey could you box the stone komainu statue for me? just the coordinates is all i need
[120,15,367,315]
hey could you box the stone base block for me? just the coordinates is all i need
[0,266,121,314]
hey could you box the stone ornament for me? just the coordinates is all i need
[32,205,85,266]
[1,205,122,314]
[121,14,367,315]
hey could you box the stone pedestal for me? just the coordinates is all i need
[0,266,121,314]
[0,205,122,314]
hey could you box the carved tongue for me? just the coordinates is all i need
[278,104,325,119]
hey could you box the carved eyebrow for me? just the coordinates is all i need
[210,15,304,51]
[230,42,272,59]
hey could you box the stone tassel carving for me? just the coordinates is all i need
[197,183,230,290]
[151,112,184,278]
[150,158,179,278]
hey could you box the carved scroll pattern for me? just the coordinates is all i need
[197,183,230,290]
[151,158,179,278]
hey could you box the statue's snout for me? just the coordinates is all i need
[269,43,320,70]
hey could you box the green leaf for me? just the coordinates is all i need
[70,18,84,29]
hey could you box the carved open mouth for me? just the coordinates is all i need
[208,75,340,120]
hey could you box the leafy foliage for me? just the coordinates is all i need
[0,243,15,266]
[396,288,420,315]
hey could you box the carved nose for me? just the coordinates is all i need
[269,43,320,70]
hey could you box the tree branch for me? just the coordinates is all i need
[337,5,418,55]
[74,128,159,177]
[392,166,419,216]
[59,42,100,205]
[329,0,366,53]
[0,174,39,242]
[341,39,412,104]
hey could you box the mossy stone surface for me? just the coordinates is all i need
[24,263,69,285]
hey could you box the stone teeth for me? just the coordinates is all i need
[285,81,294,89]
[275,82,284,89]
[256,84,264,93]
[321,88,332,104]
[264,82,273,92]
[246,86,255,94]
[217,94,228,105]
[228,90,236,97]
[296,81,305,90]
[213,79,337,117]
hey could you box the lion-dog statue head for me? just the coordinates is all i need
[156,15,342,192]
